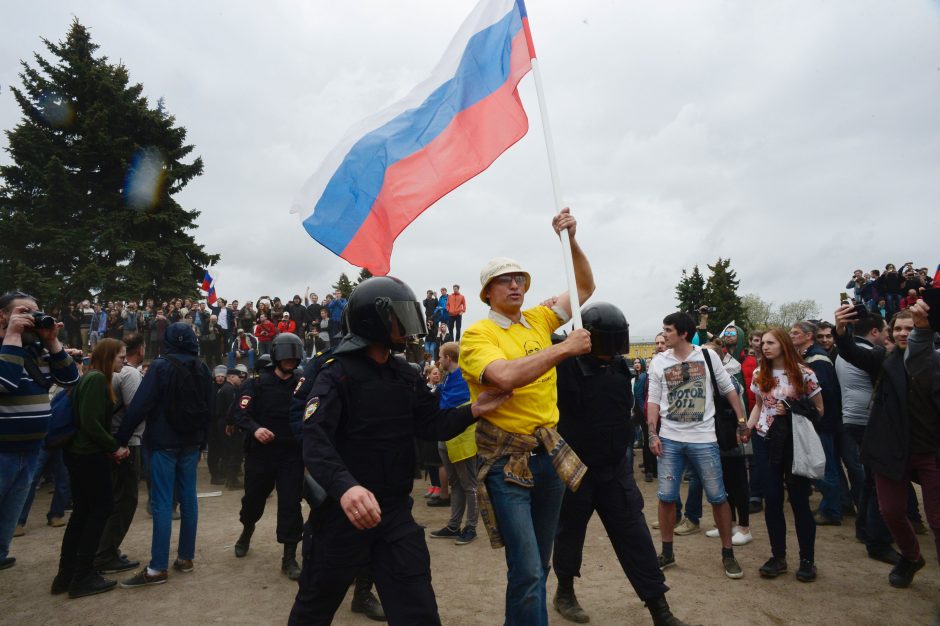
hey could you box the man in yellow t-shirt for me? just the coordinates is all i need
[458,207,594,626]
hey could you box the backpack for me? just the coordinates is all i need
[45,387,77,450]
[162,355,212,433]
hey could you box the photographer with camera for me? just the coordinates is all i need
[0,291,80,571]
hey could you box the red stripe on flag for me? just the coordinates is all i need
[340,29,533,275]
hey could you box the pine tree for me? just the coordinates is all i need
[703,258,745,335]
[0,20,218,306]
[675,265,706,315]
[332,272,354,299]
[353,268,373,286]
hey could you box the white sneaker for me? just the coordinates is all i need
[706,526,740,538]
[732,530,753,546]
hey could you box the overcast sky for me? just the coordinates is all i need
[2,1,938,338]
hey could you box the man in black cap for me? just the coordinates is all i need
[232,333,306,579]
[552,302,695,626]
[288,276,509,625]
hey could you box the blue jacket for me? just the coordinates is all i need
[326,298,347,323]
[116,323,210,450]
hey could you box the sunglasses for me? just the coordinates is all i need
[493,274,526,287]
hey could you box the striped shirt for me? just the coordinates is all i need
[0,344,80,452]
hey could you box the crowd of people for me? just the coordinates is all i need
[844,262,932,317]
[1,244,937,626]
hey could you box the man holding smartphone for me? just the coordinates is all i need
[833,301,939,589]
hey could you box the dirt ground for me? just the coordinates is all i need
[3,460,939,626]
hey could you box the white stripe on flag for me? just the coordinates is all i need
[291,0,517,219]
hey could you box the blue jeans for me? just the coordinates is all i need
[0,450,40,560]
[18,447,71,525]
[814,433,843,521]
[656,438,726,505]
[149,447,199,571]
[485,454,564,626]
[228,349,255,370]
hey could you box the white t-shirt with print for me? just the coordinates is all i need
[648,346,736,443]
[750,366,821,437]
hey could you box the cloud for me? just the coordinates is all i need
[1,0,938,338]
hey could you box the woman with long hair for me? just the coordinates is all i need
[746,328,824,583]
[53,338,129,598]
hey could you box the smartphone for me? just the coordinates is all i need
[922,288,940,333]
[851,303,868,320]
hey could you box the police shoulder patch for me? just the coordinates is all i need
[239,395,251,409]
[304,397,319,421]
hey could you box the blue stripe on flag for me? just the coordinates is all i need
[305,7,523,254]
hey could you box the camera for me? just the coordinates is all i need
[697,306,717,315]
[31,311,57,329]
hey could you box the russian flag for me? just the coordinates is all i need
[293,0,536,275]
[207,286,218,306]
[200,270,214,293]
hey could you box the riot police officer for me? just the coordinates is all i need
[233,332,305,580]
[288,277,509,626]
[290,342,386,621]
[552,303,695,626]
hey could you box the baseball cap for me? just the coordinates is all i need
[479,257,531,304]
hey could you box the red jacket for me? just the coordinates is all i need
[255,320,277,341]
[741,354,758,411]
[277,320,297,335]
[901,295,922,310]
[446,292,466,316]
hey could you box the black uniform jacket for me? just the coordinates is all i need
[302,352,475,502]
[556,355,634,480]
[234,369,300,448]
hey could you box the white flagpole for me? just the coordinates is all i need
[530,57,583,330]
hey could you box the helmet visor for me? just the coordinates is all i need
[389,301,426,339]
[589,328,630,357]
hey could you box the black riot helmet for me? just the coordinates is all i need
[271,332,304,364]
[581,302,630,357]
[343,276,426,351]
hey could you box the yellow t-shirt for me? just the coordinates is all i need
[459,306,564,434]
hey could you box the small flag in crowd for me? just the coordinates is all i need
[934,264,940,285]
[200,270,214,292]
[293,0,536,275]
[207,286,218,306]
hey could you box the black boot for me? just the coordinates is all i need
[51,565,73,595]
[234,523,254,558]
[553,576,590,623]
[350,572,387,621]
[645,595,699,626]
[68,572,117,599]
[281,543,301,580]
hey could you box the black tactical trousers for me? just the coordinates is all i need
[238,444,303,544]
[288,498,440,626]
[552,456,668,602]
